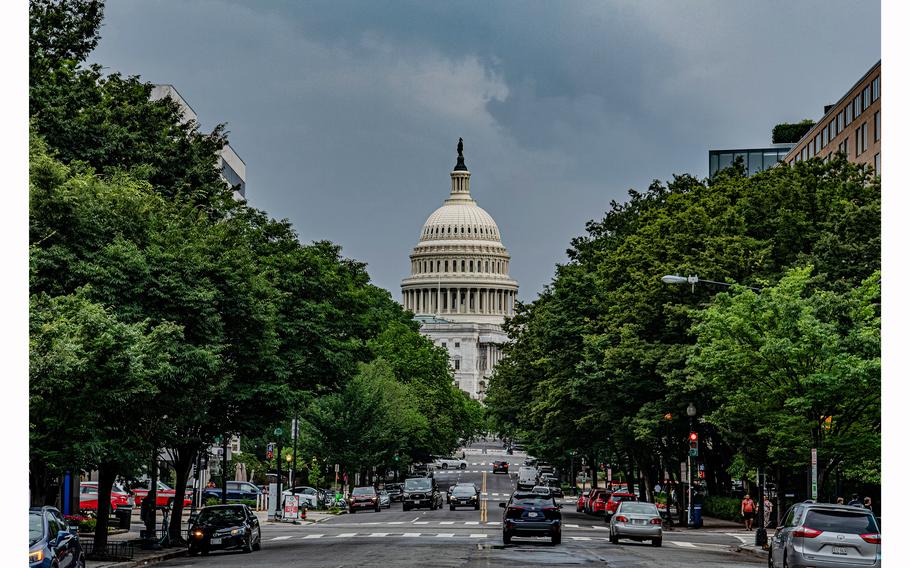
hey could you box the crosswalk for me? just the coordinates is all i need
[317,520,608,529]
[268,532,732,549]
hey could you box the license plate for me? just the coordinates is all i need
[634,519,646,525]
[210,538,222,545]
[832,546,848,556]
[528,512,538,517]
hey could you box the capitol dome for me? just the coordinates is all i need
[401,140,518,325]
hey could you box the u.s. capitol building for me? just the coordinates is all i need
[401,140,519,400]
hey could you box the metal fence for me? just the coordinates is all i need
[82,540,135,561]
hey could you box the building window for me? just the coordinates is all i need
[861,122,868,153]
[853,95,861,119]
[454,359,460,370]
[801,146,808,161]
[874,111,880,141]
[441,341,447,348]
[837,111,844,133]
[843,136,849,158]
[874,152,880,174]
[454,341,460,348]
[788,158,794,167]
[872,76,880,101]
[855,126,861,156]
[863,85,871,110]
[461,260,465,272]
[845,105,853,127]
[815,133,822,153]
[822,126,828,148]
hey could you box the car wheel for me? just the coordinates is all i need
[609,530,619,544]
[474,503,480,510]
[461,463,467,469]
[253,530,262,551]
[783,553,790,568]
[188,547,199,557]
[503,531,512,545]
[375,506,381,513]
[350,508,356,514]
[552,533,561,545]
[450,505,455,511]
[201,549,210,556]
[243,533,253,553]
[652,537,662,547]
[403,503,411,512]
[75,553,86,568]
[443,463,448,469]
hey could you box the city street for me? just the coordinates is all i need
[152,441,760,567]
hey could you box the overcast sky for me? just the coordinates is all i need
[89,1,880,301]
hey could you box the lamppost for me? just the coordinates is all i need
[661,274,762,293]
[756,467,768,547]
[686,403,696,528]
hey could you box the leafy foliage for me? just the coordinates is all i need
[772,119,815,144]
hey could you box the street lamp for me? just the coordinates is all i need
[686,403,696,528]
[662,274,762,293]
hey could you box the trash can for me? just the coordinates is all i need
[692,504,703,528]
[116,508,132,529]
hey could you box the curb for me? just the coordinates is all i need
[734,544,769,559]
[87,547,187,568]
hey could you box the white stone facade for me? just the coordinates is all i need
[402,144,518,400]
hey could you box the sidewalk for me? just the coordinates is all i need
[663,515,744,531]
[86,546,186,568]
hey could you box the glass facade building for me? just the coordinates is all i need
[709,145,795,177]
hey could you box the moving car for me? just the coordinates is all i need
[132,480,192,508]
[517,466,538,490]
[348,486,382,513]
[768,502,880,568]
[402,477,442,511]
[449,484,481,510]
[188,504,261,556]
[383,483,404,502]
[542,478,564,498]
[434,456,468,470]
[500,491,562,545]
[30,506,84,568]
[608,501,663,546]
[492,460,510,474]
[604,492,638,518]
[378,490,391,509]
[531,485,552,497]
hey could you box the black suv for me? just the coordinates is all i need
[402,477,442,511]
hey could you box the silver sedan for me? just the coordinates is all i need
[378,490,391,509]
[608,501,663,546]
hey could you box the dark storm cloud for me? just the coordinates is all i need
[90,0,880,300]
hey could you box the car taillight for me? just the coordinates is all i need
[860,533,881,544]
[650,518,662,525]
[793,526,822,538]
[614,515,629,523]
[506,506,524,519]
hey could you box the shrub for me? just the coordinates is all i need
[702,496,742,521]
[204,497,220,507]
[772,120,814,143]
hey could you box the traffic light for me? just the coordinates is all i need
[266,443,274,460]
[688,432,698,457]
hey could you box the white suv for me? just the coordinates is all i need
[434,457,467,470]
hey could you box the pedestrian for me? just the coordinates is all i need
[206,480,216,488]
[763,496,773,529]
[741,494,756,531]
[836,497,844,505]
[847,493,862,507]
[863,497,873,512]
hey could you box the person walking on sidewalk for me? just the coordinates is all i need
[741,494,756,531]
[836,497,845,504]
[847,493,862,507]
[863,497,873,512]
[763,496,773,529]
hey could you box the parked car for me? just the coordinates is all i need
[577,489,592,512]
[608,501,663,546]
[402,477,442,511]
[378,490,391,509]
[537,464,556,476]
[492,460,510,474]
[434,456,468,470]
[517,466,538,490]
[348,486,382,513]
[132,480,192,508]
[202,481,262,504]
[188,504,261,556]
[383,483,404,502]
[79,481,134,516]
[30,506,84,568]
[449,484,481,510]
[280,486,319,509]
[500,491,562,545]
[768,502,880,568]
[604,492,638,518]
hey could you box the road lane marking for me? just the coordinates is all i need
[440,521,454,525]
[387,521,404,525]
[302,534,324,539]
[672,541,697,548]
[570,536,593,541]
[402,532,421,537]
[486,522,500,526]
[436,533,455,538]
[468,534,488,538]
[410,517,419,522]
[367,533,388,537]
[566,524,580,528]
[413,521,429,525]
[271,536,293,541]
[335,533,357,538]
[465,521,479,525]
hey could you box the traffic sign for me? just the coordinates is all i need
[274,427,283,436]
[811,448,818,500]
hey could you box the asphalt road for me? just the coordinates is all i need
[154,440,761,567]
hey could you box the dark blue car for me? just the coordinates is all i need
[29,506,84,567]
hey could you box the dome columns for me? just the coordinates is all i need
[402,285,516,317]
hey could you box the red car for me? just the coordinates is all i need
[132,480,192,508]
[604,492,638,517]
[576,489,592,512]
[586,489,613,515]
[80,481,134,513]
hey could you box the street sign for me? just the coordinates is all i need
[607,467,612,483]
[334,463,340,472]
[680,461,687,481]
[811,448,818,500]
[291,418,299,438]
[274,427,283,436]
[283,494,300,520]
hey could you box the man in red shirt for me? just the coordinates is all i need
[741,495,755,531]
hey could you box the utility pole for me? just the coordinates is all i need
[292,415,299,489]
[755,467,767,546]
[221,435,229,505]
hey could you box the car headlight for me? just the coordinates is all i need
[231,528,241,535]
[192,529,204,538]
[29,550,45,562]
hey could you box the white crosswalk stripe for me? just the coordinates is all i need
[672,541,697,548]
[302,534,324,539]
[436,533,455,538]
[402,532,421,537]
[570,536,592,541]
[439,521,454,525]
[468,534,488,538]
[271,536,293,541]
[367,533,388,537]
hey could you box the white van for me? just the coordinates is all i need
[517,466,538,490]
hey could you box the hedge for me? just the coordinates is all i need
[702,496,742,521]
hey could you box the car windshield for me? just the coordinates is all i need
[511,495,555,508]
[197,507,245,524]
[352,487,375,496]
[611,495,634,502]
[29,513,44,546]
[619,503,658,515]
[452,487,475,496]
[405,479,431,491]
[804,509,877,534]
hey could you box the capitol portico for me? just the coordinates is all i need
[401,140,518,400]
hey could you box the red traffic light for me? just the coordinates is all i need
[688,432,698,442]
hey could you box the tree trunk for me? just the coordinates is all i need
[168,446,196,542]
[93,463,116,552]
